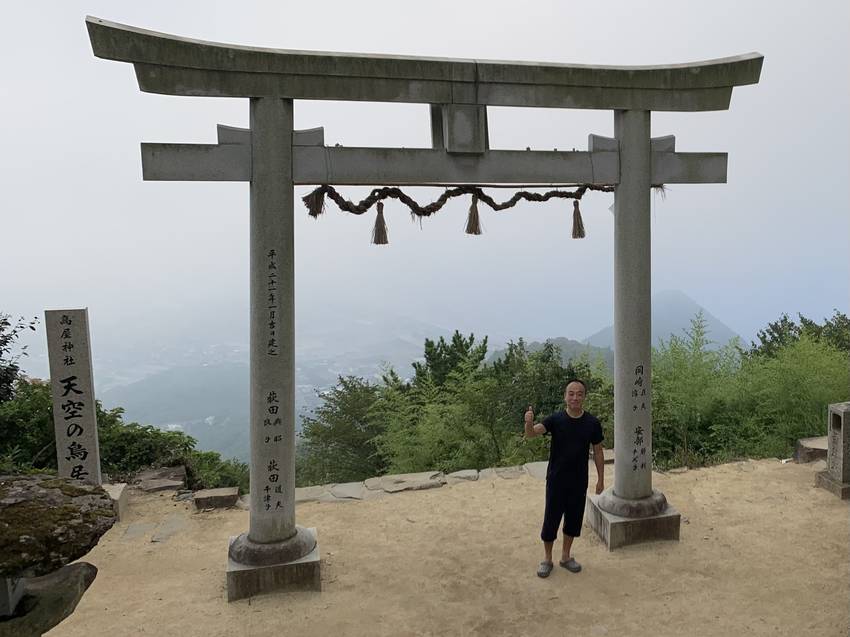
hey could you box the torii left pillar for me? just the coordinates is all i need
[225,98,321,600]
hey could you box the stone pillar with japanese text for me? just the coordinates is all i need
[45,309,102,485]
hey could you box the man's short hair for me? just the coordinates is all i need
[564,378,588,394]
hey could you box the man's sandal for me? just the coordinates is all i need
[536,561,554,578]
[559,558,582,573]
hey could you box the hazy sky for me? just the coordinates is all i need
[3,1,848,379]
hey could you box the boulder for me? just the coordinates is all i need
[494,466,526,479]
[0,562,97,636]
[0,475,116,579]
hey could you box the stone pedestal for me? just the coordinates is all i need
[814,471,850,500]
[586,493,681,550]
[225,528,321,602]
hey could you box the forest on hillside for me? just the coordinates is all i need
[0,310,847,492]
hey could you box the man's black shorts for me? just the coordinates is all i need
[541,480,587,542]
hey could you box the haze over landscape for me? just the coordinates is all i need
[2,2,847,461]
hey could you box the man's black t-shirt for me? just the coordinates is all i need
[542,410,603,490]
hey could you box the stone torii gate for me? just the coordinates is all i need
[86,16,762,600]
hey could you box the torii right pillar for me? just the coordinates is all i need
[586,109,681,549]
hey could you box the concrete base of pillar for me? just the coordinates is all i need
[226,529,321,602]
[586,494,680,550]
[815,471,850,500]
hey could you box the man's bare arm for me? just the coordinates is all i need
[524,406,546,438]
[592,443,605,492]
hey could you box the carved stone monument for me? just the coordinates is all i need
[815,402,850,499]
[44,309,101,486]
[86,14,762,593]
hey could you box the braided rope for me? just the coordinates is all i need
[303,184,616,218]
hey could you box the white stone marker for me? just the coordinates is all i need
[45,309,101,485]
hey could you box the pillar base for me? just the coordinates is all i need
[815,470,850,500]
[586,493,680,550]
[226,528,321,602]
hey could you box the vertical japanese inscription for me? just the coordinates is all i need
[263,390,284,513]
[266,249,279,356]
[45,309,102,485]
[631,363,648,472]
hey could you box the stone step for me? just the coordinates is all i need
[193,487,239,509]
[795,436,828,463]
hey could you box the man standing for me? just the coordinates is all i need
[525,379,605,578]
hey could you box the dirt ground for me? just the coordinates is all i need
[48,459,848,637]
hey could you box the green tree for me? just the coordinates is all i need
[412,331,488,387]
[296,375,384,486]
[652,311,740,467]
[0,313,38,403]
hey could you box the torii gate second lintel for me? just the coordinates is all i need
[86,15,762,600]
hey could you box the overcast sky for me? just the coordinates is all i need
[3,0,848,379]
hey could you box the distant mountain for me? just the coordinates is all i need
[583,289,739,349]
[488,338,614,374]
[99,314,470,462]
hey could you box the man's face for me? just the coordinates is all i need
[564,382,586,411]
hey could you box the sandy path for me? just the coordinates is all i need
[48,459,848,637]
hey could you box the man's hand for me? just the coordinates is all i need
[524,405,534,425]
[595,479,604,495]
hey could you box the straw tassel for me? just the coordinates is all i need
[572,200,586,239]
[465,194,482,235]
[372,201,389,245]
[303,187,326,218]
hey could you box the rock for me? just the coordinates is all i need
[0,562,97,636]
[795,436,828,463]
[364,472,446,493]
[235,495,250,510]
[523,462,548,480]
[668,467,689,474]
[135,466,186,492]
[478,468,497,480]
[0,475,116,579]
[193,487,239,509]
[446,469,479,484]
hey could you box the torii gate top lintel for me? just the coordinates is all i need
[87,16,762,112]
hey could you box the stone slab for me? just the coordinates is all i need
[585,493,681,550]
[364,472,445,493]
[193,487,239,509]
[122,522,156,541]
[226,529,321,602]
[102,482,128,521]
[295,485,337,503]
[814,470,850,500]
[795,436,828,463]
[138,478,185,493]
[150,513,186,543]
[478,468,497,480]
[329,482,367,500]
[523,462,548,480]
